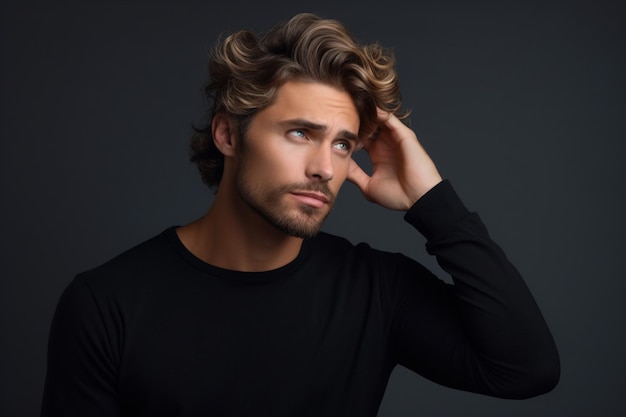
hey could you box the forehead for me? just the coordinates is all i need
[257,81,360,134]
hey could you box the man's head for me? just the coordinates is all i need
[223,80,360,238]
[190,12,407,188]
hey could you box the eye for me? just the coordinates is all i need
[333,141,353,153]
[288,129,307,139]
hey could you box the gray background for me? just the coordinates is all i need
[1,0,624,416]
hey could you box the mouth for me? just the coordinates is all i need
[290,191,330,208]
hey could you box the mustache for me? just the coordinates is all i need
[280,182,335,203]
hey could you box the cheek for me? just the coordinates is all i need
[247,145,301,183]
[335,154,352,176]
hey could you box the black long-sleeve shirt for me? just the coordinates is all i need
[41,180,560,416]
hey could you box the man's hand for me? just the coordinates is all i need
[347,109,443,211]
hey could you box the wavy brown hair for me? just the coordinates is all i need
[190,12,408,188]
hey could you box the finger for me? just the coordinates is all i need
[346,158,371,193]
[376,107,393,121]
[378,111,408,132]
[378,109,418,149]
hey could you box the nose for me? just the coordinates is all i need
[306,144,334,182]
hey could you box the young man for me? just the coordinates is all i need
[41,13,560,417]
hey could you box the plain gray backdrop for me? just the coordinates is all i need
[1,0,624,416]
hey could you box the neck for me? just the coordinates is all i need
[177,183,303,272]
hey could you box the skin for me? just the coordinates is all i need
[177,80,442,272]
[348,107,443,211]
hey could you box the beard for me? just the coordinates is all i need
[235,172,335,239]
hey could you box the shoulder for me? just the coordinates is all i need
[75,227,182,294]
[309,231,418,273]
[309,231,373,258]
[308,232,442,306]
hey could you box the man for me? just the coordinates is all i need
[41,12,560,416]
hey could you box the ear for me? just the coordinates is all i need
[212,113,238,157]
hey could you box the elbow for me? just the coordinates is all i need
[524,336,561,398]
[498,349,561,399]
[518,354,561,399]
[534,350,561,396]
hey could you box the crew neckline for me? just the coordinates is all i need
[162,226,314,282]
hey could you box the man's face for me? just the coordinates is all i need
[234,80,360,238]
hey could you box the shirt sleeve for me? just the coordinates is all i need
[391,179,560,399]
[40,275,121,417]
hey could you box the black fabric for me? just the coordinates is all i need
[41,180,560,417]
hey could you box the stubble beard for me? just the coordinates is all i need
[235,173,335,239]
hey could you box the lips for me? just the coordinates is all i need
[290,191,330,208]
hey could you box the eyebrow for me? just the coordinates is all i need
[278,118,359,143]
